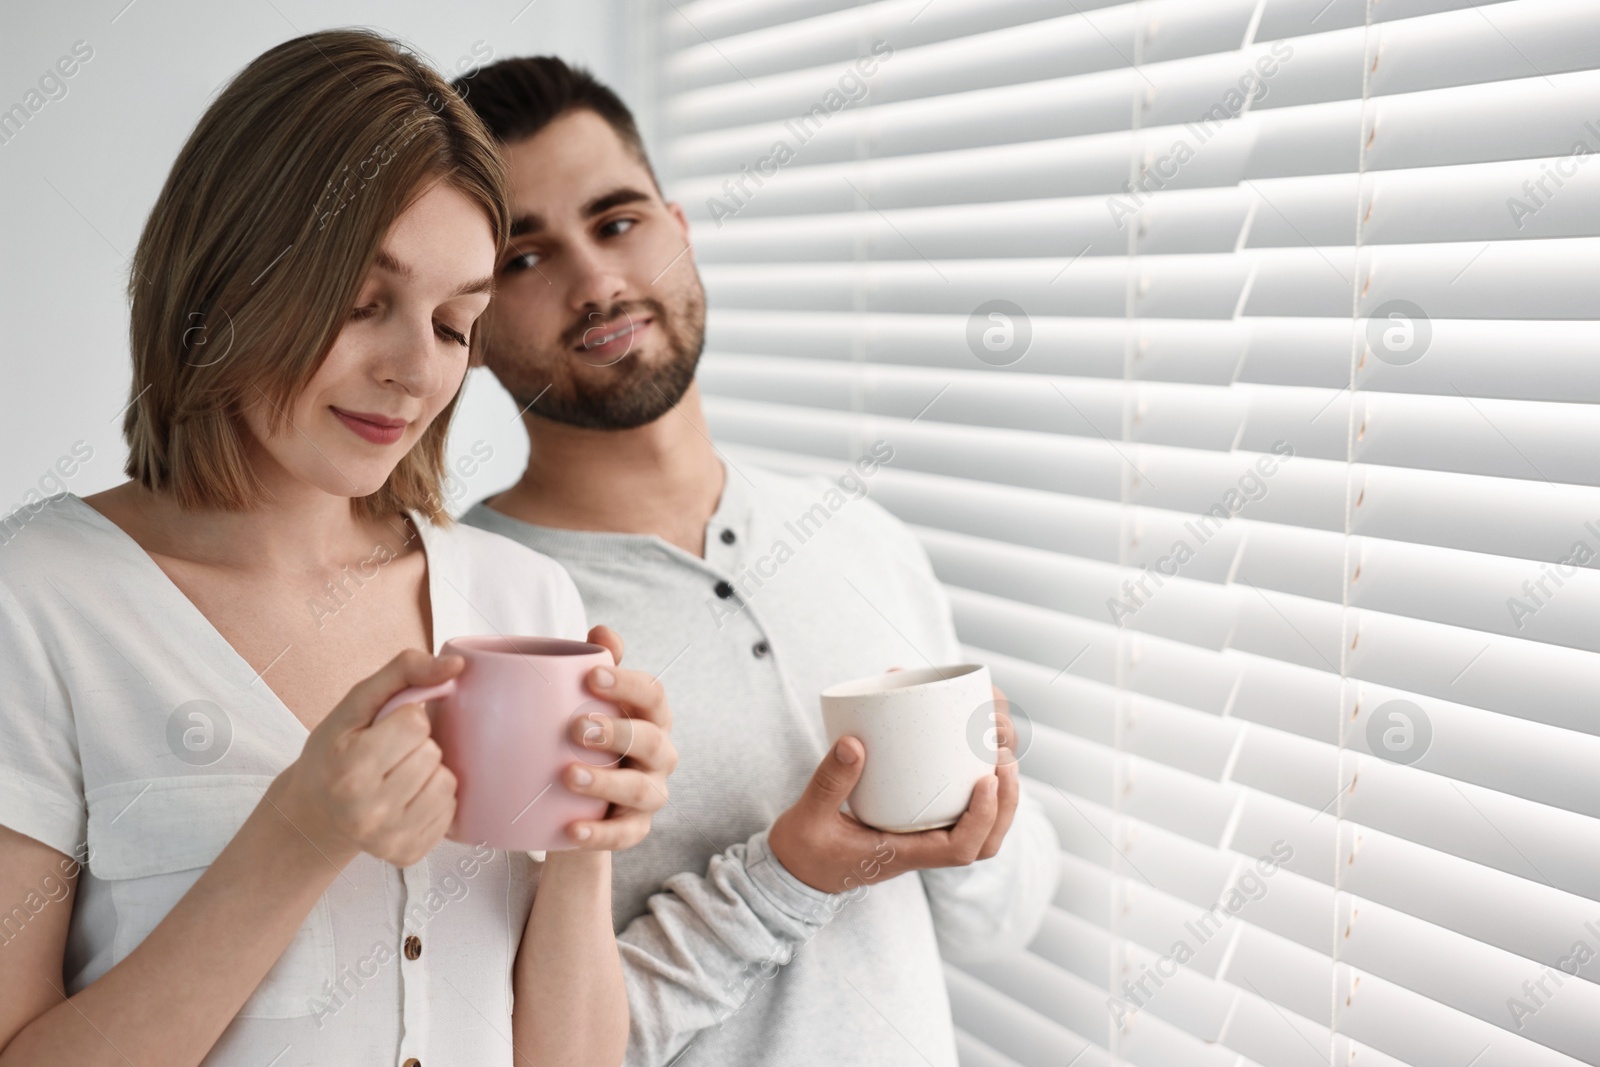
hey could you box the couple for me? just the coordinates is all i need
[0,29,1057,1067]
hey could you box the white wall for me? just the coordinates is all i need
[0,0,652,515]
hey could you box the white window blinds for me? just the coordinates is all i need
[654,2,1600,1065]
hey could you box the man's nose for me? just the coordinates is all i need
[566,244,627,311]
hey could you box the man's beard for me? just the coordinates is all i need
[488,277,706,432]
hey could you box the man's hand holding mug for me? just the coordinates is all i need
[768,667,1021,894]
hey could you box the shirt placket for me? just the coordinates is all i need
[396,859,431,1066]
[700,500,810,718]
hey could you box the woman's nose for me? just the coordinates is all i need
[380,317,450,396]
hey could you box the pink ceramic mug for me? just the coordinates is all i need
[374,635,614,851]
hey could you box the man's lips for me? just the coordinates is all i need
[331,406,407,445]
[576,317,651,362]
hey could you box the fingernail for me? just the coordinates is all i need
[573,825,592,841]
[573,768,593,786]
[835,739,858,764]
[592,667,616,689]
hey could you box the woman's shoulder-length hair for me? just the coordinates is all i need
[123,28,509,525]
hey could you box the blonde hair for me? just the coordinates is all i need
[123,29,509,524]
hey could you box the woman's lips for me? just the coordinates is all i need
[332,407,406,445]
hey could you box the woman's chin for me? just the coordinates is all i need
[298,465,398,503]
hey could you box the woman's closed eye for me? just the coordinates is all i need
[350,304,470,347]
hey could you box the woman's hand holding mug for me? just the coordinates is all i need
[267,625,675,866]
[560,625,678,851]
[268,649,467,869]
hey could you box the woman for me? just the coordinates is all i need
[0,30,675,1067]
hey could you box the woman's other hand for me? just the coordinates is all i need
[559,625,677,850]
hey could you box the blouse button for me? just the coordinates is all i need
[720,528,736,544]
[752,640,770,658]
[402,1059,421,1067]
[404,935,422,960]
[714,580,735,599]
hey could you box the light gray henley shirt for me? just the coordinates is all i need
[462,454,1059,1067]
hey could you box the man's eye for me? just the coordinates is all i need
[600,218,636,238]
[503,251,541,274]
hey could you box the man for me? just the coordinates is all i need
[452,57,1060,1067]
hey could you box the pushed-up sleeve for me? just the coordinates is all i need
[918,785,1060,963]
[0,578,86,858]
[615,827,843,1067]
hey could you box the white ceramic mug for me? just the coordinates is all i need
[820,663,996,833]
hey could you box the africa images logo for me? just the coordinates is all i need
[166,699,233,767]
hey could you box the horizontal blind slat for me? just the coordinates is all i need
[703,311,1600,401]
[668,0,1089,92]
[953,1028,1030,1067]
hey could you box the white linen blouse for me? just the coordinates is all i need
[0,494,588,1067]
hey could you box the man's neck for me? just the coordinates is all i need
[489,381,726,558]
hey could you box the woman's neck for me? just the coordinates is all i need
[84,477,400,576]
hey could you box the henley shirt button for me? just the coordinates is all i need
[404,935,422,960]
[752,640,770,658]
[714,580,735,599]
[720,528,736,544]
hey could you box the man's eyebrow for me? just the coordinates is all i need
[504,188,651,239]
[375,248,494,298]
[584,187,652,218]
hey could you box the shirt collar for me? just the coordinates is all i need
[466,455,749,570]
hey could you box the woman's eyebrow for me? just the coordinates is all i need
[374,248,414,277]
[451,274,496,298]
[374,248,493,298]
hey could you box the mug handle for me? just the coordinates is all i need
[373,679,458,724]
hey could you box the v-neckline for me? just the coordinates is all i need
[65,493,445,739]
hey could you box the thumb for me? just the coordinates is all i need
[327,649,464,734]
[587,624,624,666]
[801,737,866,815]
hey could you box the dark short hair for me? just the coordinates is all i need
[451,57,657,185]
